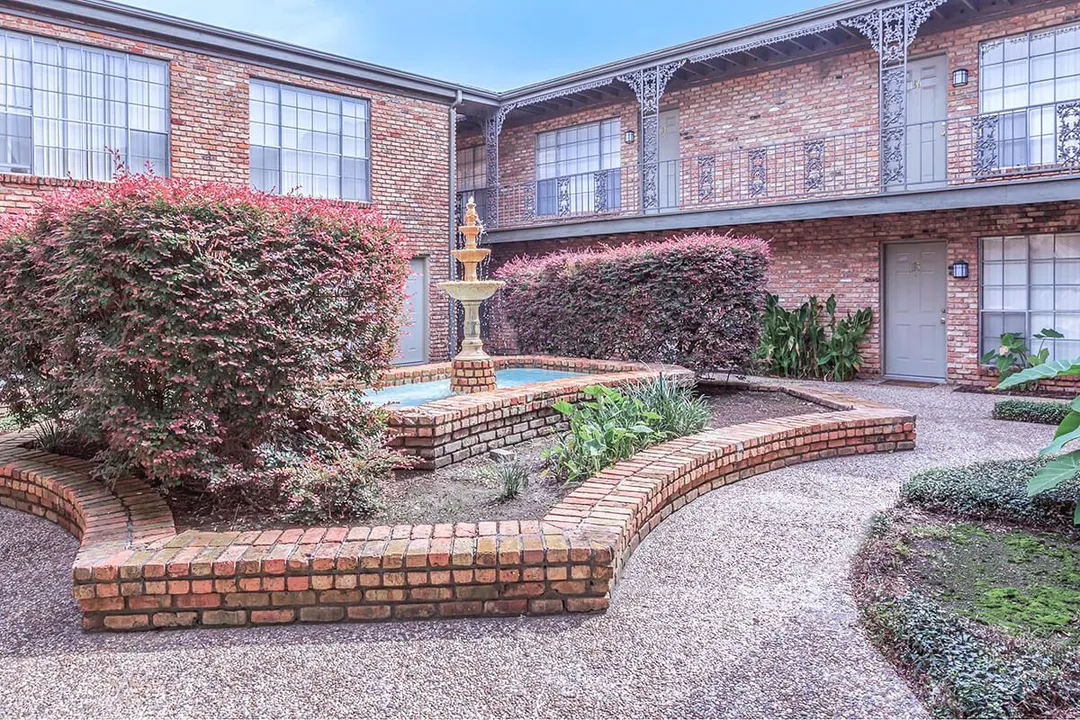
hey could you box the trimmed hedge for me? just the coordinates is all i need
[902,458,1077,527]
[494,232,770,372]
[993,398,1071,426]
[0,174,411,511]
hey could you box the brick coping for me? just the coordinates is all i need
[0,378,915,632]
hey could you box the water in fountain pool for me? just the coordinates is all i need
[362,368,587,407]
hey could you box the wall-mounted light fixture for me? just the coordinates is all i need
[624,130,636,144]
[949,259,970,279]
[952,68,970,87]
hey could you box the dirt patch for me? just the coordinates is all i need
[704,389,821,428]
[377,434,566,526]
[166,389,828,531]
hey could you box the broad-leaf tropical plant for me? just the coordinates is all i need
[996,358,1080,522]
[981,328,1063,387]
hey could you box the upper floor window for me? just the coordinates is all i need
[249,80,370,201]
[0,30,169,180]
[456,144,486,191]
[535,118,620,216]
[979,24,1080,167]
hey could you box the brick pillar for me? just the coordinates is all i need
[451,358,497,394]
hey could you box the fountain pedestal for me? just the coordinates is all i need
[437,197,504,394]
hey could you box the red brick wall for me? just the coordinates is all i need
[0,12,452,362]
[467,3,1080,205]
[487,201,1080,386]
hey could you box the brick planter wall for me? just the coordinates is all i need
[375,356,690,469]
[0,378,914,632]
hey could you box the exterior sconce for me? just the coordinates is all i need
[624,130,636,144]
[949,259,970,279]
[952,68,969,87]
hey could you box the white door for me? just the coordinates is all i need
[395,258,427,365]
[885,242,947,379]
[905,55,948,188]
[657,109,680,210]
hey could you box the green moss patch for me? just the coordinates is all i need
[906,523,1080,639]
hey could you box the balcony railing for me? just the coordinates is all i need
[481,100,1080,230]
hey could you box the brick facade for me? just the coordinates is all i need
[487,201,1080,387]
[461,2,1080,386]
[467,3,1080,202]
[0,11,453,362]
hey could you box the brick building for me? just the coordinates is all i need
[4,0,1080,385]
[458,0,1080,386]
[0,0,501,365]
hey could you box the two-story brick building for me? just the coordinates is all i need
[4,0,1080,386]
[0,0,505,366]
[459,0,1080,386]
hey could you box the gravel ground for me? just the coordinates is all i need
[0,382,1055,719]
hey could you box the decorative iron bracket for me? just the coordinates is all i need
[617,60,685,214]
[841,0,947,188]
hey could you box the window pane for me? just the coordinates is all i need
[250,80,368,200]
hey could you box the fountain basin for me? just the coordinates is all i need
[363,368,586,407]
[335,355,694,469]
[436,280,505,302]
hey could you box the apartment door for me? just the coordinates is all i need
[657,109,680,210]
[884,242,947,380]
[394,258,427,365]
[905,55,948,188]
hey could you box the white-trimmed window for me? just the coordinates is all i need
[535,118,620,216]
[981,234,1080,361]
[0,30,169,180]
[249,80,370,201]
[979,24,1080,168]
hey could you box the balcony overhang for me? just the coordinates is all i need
[484,176,1080,244]
[458,0,1070,134]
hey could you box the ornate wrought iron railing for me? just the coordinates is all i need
[486,100,1080,230]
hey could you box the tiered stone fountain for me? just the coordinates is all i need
[438,197,504,394]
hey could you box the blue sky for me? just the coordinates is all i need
[121,0,829,91]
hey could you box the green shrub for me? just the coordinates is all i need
[755,294,873,381]
[496,232,769,372]
[0,174,411,521]
[993,399,1071,426]
[868,592,1066,718]
[278,436,394,524]
[902,459,1077,527]
[545,377,708,484]
[0,413,17,432]
[480,459,530,501]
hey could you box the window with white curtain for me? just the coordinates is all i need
[249,80,370,201]
[981,234,1080,361]
[0,30,169,180]
[979,23,1080,167]
[535,118,620,216]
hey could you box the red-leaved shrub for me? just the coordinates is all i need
[0,174,410,514]
[495,233,770,371]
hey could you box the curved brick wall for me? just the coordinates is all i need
[0,377,914,632]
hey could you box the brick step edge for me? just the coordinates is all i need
[0,379,915,632]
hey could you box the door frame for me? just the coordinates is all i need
[395,255,429,366]
[881,239,949,381]
[904,52,949,190]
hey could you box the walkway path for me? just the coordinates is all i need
[0,383,1053,718]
